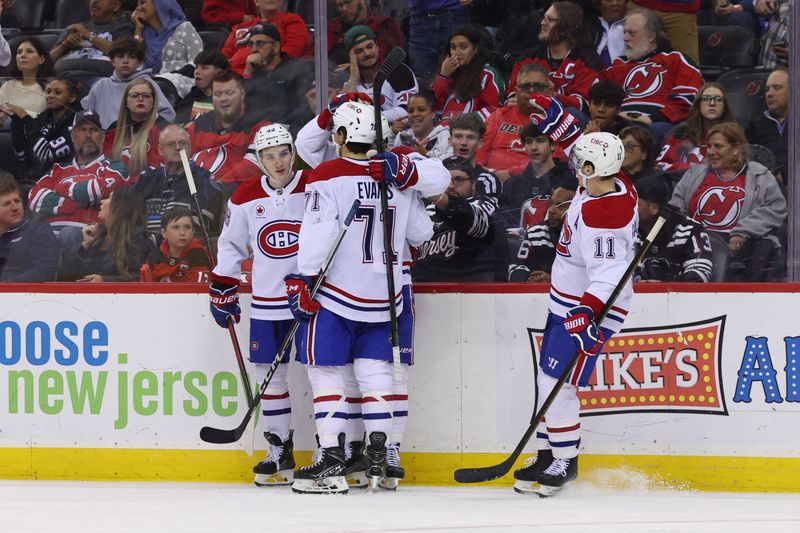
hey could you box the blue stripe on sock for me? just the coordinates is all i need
[314,412,348,420]
[392,410,408,417]
[536,432,548,439]
[262,408,292,416]
[362,412,392,420]
[550,439,580,448]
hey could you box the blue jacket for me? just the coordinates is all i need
[409,0,461,15]
[0,218,60,282]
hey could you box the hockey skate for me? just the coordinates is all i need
[379,442,405,491]
[537,456,578,498]
[343,440,368,488]
[253,430,296,486]
[291,433,348,495]
[365,431,387,491]
[512,448,553,495]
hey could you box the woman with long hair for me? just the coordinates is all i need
[671,121,787,281]
[59,186,154,282]
[391,90,452,160]
[656,82,736,172]
[0,37,55,123]
[18,76,81,182]
[432,25,504,122]
[104,78,167,177]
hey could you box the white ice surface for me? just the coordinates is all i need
[1,480,799,533]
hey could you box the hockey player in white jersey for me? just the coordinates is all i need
[208,124,307,487]
[287,101,447,494]
[513,132,638,497]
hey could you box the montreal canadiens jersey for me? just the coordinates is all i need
[213,170,307,320]
[549,175,638,333]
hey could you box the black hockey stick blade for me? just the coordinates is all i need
[378,47,406,79]
[199,405,256,444]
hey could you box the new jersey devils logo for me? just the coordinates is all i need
[257,220,301,259]
[556,217,572,257]
[693,186,746,230]
[623,63,664,99]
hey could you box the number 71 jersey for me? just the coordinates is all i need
[549,175,638,333]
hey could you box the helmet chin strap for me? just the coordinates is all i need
[577,169,596,189]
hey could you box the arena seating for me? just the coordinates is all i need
[716,67,771,130]
[697,25,758,81]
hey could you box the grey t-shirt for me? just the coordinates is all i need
[56,14,134,60]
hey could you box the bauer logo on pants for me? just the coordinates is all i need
[528,316,728,416]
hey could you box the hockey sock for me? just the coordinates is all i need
[354,359,394,438]
[254,363,291,442]
[307,365,348,448]
[538,372,580,459]
[389,364,409,445]
[343,363,365,448]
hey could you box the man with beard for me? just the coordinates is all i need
[340,25,418,125]
[29,110,130,238]
[507,185,576,282]
[187,70,270,192]
[327,0,405,65]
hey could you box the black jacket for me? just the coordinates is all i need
[0,218,60,282]
[500,160,576,227]
[59,229,154,282]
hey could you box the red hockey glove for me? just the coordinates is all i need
[368,150,419,191]
[209,274,241,328]
[528,95,581,145]
[285,274,321,321]
[317,91,374,130]
[564,305,605,356]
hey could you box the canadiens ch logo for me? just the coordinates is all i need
[257,220,301,259]
[556,218,572,257]
[623,63,664,98]
[694,186,746,230]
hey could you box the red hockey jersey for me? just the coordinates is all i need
[655,131,706,172]
[432,67,504,122]
[475,105,531,174]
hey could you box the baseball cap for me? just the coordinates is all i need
[344,25,376,52]
[71,110,103,131]
[249,23,281,43]
[635,175,671,206]
[442,156,478,180]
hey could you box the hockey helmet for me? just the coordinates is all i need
[253,124,295,181]
[332,100,389,146]
[569,132,624,184]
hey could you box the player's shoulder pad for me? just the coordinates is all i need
[581,176,638,229]
[306,158,368,184]
[230,177,268,205]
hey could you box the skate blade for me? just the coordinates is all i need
[379,477,399,491]
[254,470,294,487]
[512,480,540,495]
[537,484,563,498]
[367,475,382,491]
[291,476,349,495]
[346,471,368,488]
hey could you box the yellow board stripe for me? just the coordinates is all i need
[2,448,799,492]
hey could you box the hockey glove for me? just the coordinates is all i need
[209,275,241,328]
[528,95,581,145]
[285,274,321,321]
[317,91,374,130]
[368,150,419,191]
[564,305,605,356]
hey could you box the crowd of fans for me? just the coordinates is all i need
[0,0,791,284]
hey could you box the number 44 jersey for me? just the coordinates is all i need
[549,174,638,334]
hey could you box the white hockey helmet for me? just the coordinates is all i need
[253,123,294,153]
[332,100,389,146]
[569,132,624,184]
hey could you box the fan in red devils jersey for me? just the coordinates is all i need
[507,1,604,115]
[140,207,211,282]
[670,122,786,282]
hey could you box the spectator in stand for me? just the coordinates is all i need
[174,50,230,124]
[507,185,576,282]
[0,38,54,127]
[656,82,735,173]
[327,0,406,65]
[408,0,472,84]
[136,124,221,240]
[131,0,204,98]
[619,124,671,187]
[583,79,630,135]
[0,3,10,68]
[600,8,702,140]
[447,113,503,203]
[413,155,509,282]
[222,0,310,75]
[140,207,212,282]
[508,1,603,115]
[433,26,504,122]
[50,0,134,73]
[634,176,713,282]
[746,67,788,184]
[29,111,130,238]
[392,90,452,160]
[81,37,175,129]
[631,0,700,65]
[104,78,168,177]
[0,178,60,282]
[592,0,627,67]
[187,70,269,192]
[670,122,787,282]
[241,23,314,132]
[59,186,154,282]
[201,0,257,28]
[501,122,577,227]
[697,0,758,35]
[16,77,81,184]
[756,0,788,68]
[340,26,419,125]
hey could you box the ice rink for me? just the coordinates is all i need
[2,480,799,533]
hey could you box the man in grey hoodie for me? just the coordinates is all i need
[81,37,175,129]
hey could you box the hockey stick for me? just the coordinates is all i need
[373,46,406,382]
[199,198,363,444]
[454,215,667,483]
[181,149,256,407]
